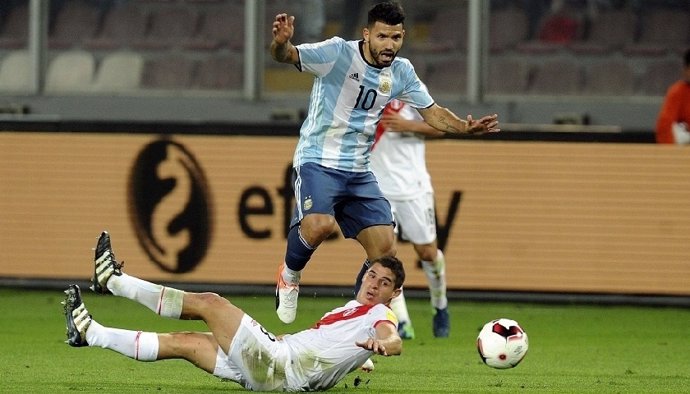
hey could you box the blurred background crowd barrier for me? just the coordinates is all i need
[0,0,687,129]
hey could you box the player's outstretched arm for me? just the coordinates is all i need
[381,111,445,137]
[355,322,402,356]
[271,13,299,64]
[418,104,500,135]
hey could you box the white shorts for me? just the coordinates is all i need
[212,314,294,391]
[389,192,437,245]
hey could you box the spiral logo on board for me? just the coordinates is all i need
[128,138,212,273]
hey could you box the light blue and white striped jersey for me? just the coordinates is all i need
[294,37,434,172]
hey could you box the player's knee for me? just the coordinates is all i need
[375,243,397,259]
[385,241,397,256]
[168,331,198,350]
[195,292,231,311]
[418,248,436,262]
[165,332,216,369]
[302,216,337,243]
[414,243,437,262]
[381,233,397,255]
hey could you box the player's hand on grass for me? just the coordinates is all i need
[272,13,295,44]
[356,338,388,356]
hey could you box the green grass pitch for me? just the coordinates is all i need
[1,288,689,393]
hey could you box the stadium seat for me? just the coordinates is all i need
[194,55,244,90]
[185,4,244,51]
[570,8,636,55]
[625,8,690,57]
[92,52,144,92]
[0,50,31,92]
[134,7,198,49]
[422,57,467,94]
[538,14,581,43]
[409,5,468,53]
[529,60,581,95]
[45,50,96,93]
[487,57,531,95]
[84,3,149,50]
[141,55,196,89]
[48,1,101,49]
[194,54,244,90]
[517,5,582,55]
[638,60,682,96]
[582,60,635,96]
[0,2,28,49]
[489,4,529,53]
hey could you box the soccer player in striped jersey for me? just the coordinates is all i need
[63,232,406,392]
[271,1,499,324]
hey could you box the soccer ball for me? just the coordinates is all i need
[476,318,528,369]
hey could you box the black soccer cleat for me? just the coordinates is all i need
[90,231,123,294]
[432,307,450,338]
[62,284,91,347]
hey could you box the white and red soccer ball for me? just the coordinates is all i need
[477,318,529,369]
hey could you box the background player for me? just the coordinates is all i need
[655,48,690,144]
[270,2,499,324]
[64,232,405,392]
[369,99,449,339]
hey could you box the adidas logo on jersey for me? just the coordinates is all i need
[348,72,360,82]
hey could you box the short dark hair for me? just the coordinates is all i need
[367,1,405,27]
[684,48,690,68]
[370,256,406,289]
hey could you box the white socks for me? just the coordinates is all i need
[390,288,411,325]
[281,265,302,286]
[107,273,184,319]
[421,249,448,310]
[86,272,182,361]
[86,320,159,361]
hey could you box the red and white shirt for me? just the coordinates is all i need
[370,99,433,200]
[281,300,398,391]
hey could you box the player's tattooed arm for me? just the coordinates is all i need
[379,110,445,137]
[271,13,299,64]
[419,104,500,135]
[435,113,465,133]
[271,41,298,64]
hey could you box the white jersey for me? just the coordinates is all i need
[370,100,433,200]
[294,37,434,172]
[216,301,398,391]
[282,300,398,391]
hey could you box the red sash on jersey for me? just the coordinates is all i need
[313,304,375,329]
[372,99,405,150]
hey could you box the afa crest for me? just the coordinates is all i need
[379,71,392,94]
[304,196,313,211]
[379,79,391,94]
